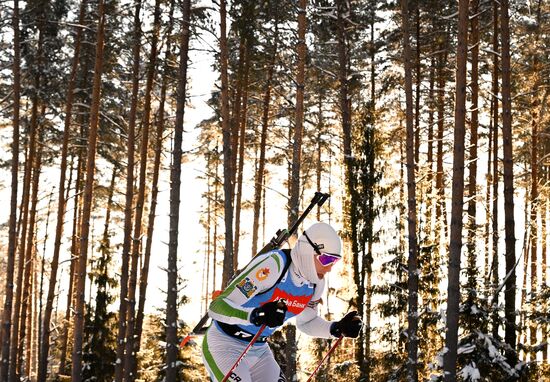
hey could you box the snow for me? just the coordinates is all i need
[459,363,480,381]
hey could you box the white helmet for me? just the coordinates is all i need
[301,222,342,256]
[290,222,342,283]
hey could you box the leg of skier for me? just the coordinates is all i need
[201,324,256,382]
[249,346,287,382]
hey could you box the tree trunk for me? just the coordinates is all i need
[233,45,251,264]
[9,22,43,380]
[528,0,542,362]
[36,190,55,379]
[500,0,517,363]
[543,201,549,361]
[17,137,43,378]
[484,101,493,299]
[251,24,278,257]
[59,148,84,374]
[426,58,435,239]
[114,0,141,379]
[490,0,500,339]
[288,0,307,227]
[71,0,106,377]
[230,39,246,199]
[124,0,158,373]
[466,0,479,295]
[131,0,174,377]
[414,5,421,165]
[38,1,86,379]
[0,0,21,378]
[400,0,419,379]
[284,2,308,378]
[220,0,234,288]
[444,0,469,380]
[435,47,448,253]
[166,0,191,379]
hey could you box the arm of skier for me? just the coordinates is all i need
[295,280,333,339]
[208,251,285,326]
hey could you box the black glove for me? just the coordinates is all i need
[250,300,287,327]
[330,311,362,338]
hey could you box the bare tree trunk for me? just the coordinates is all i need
[444,0,469,380]
[165,0,191,379]
[284,2,308,379]
[0,0,21,378]
[500,0,517,364]
[35,190,55,380]
[426,59,435,239]
[131,0,174,377]
[114,0,141,379]
[528,0,542,362]
[220,0,234,288]
[400,0,419,379]
[38,2,86,380]
[543,201,549,361]
[466,0,479,294]
[124,0,158,373]
[59,149,84,374]
[230,39,246,199]
[490,0,500,339]
[414,5,421,165]
[18,138,43,378]
[10,22,43,379]
[484,102,493,299]
[233,45,251,263]
[435,46,448,253]
[288,0,307,226]
[251,24,278,257]
[71,0,106,377]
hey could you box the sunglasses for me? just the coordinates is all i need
[316,252,341,266]
[303,231,342,266]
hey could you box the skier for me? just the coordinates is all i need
[201,222,363,381]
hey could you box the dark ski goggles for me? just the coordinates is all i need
[316,252,341,266]
[303,230,341,266]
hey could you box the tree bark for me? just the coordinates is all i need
[400,0,419,379]
[251,24,278,257]
[0,0,21,378]
[528,0,542,362]
[131,0,174,377]
[490,0,500,339]
[233,45,251,264]
[500,0,517,363]
[9,21,43,380]
[38,2,86,380]
[59,148,84,374]
[444,0,469,380]
[220,0,234,288]
[124,0,159,373]
[466,0,479,294]
[165,0,191,379]
[288,0,307,227]
[17,135,43,378]
[71,0,106,378]
[114,0,141,379]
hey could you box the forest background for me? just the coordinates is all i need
[0,0,549,381]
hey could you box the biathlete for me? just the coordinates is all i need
[201,222,363,381]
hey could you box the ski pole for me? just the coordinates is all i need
[306,336,343,382]
[221,324,267,382]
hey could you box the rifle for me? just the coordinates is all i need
[179,192,330,347]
